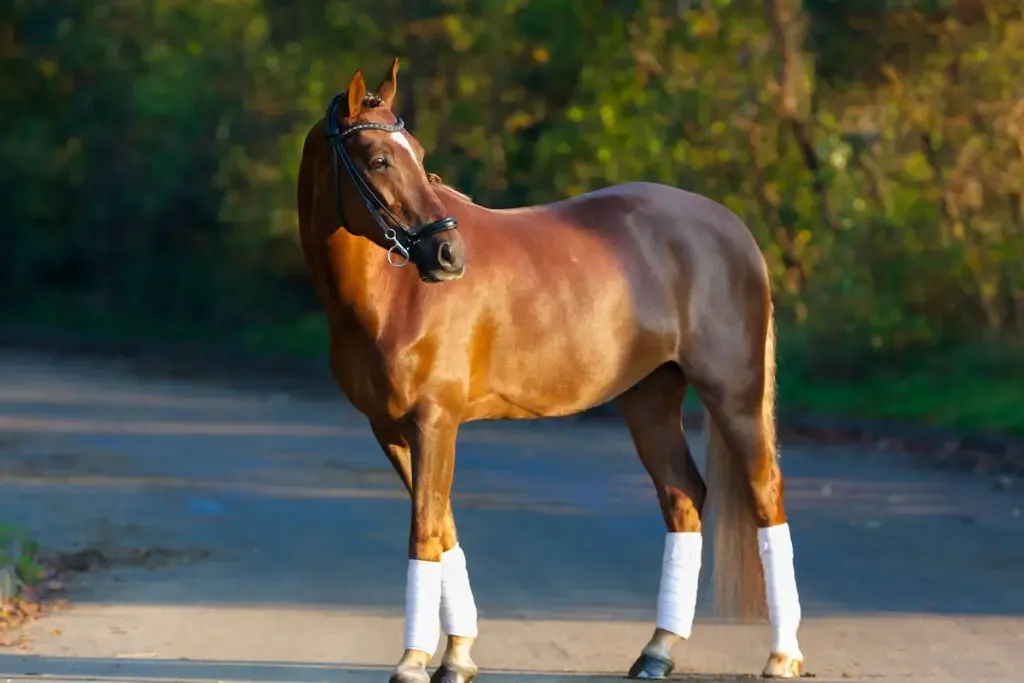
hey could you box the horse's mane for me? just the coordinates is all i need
[427,173,473,203]
[361,92,385,109]
[439,183,473,203]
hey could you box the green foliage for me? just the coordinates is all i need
[0,524,44,588]
[1,0,1022,431]
[776,339,1024,435]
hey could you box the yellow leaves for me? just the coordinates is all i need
[826,149,846,171]
[458,74,478,96]
[689,12,721,39]
[967,45,991,64]
[244,15,267,47]
[900,152,935,182]
[504,0,528,14]
[763,182,782,207]
[36,59,58,80]
[442,15,474,52]
[999,98,1024,141]
[722,194,748,219]
[880,64,903,90]
[442,13,462,37]
[531,46,549,64]
[955,135,986,170]
[504,111,535,134]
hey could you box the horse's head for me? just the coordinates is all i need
[324,58,465,282]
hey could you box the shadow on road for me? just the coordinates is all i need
[0,654,794,682]
[1,351,1023,626]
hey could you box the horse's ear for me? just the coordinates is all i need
[377,57,399,109]
[346,68,366,118]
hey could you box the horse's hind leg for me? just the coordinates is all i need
[690,309,805,678]
[370,420,479,683]
[617,364,706,680]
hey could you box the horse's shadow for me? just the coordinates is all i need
[0,655,796,683]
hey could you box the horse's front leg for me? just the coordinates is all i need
[390,405,478,683]
[372,420,479,683]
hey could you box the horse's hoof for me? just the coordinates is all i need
[389,665,431,683]
[430,663,477,683]
[627,652,674,680]
[761,652,804,679]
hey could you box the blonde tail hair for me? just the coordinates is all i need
[703,303,777,621]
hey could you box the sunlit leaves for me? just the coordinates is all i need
[2,0,1022,350]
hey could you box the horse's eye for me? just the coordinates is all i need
[369,156,387,170]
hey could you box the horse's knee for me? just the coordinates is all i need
[409,534,445,562]
[662,485,704,532]
[410,504,448,560]
[441,505,458,551]
[747,459,786,527]
[410,504,462,560]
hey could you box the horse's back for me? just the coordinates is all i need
[453,182,768,419]
[554,182,760,255]
[530,181,768,310]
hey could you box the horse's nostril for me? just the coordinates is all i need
[438,242,454,267]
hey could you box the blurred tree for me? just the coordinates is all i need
[1,0,1020,365]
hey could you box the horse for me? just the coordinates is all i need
[296,58,806,683]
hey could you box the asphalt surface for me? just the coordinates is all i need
[0,351,1022,683]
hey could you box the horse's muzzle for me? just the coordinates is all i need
[413,222,465,282]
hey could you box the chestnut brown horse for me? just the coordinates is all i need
[297,58,806,683]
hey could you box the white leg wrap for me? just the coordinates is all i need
[404,559,443,654]
[655,531,702,639]
[758,523,802,656]
[440,544,478,638]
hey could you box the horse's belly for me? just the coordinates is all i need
[470,315,672,421]
[465,222,682,421]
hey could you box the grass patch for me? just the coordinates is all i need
[0,523,64,645]
[0,524,45,596]
[776,340,1024,436]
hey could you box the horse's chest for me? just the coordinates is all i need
[328,336,423,421]
[329,342,395,418]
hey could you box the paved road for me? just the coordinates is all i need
[0,351,1022,683]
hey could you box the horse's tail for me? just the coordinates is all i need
[704,304,776,621]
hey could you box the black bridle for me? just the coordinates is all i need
[324,93,457,267]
